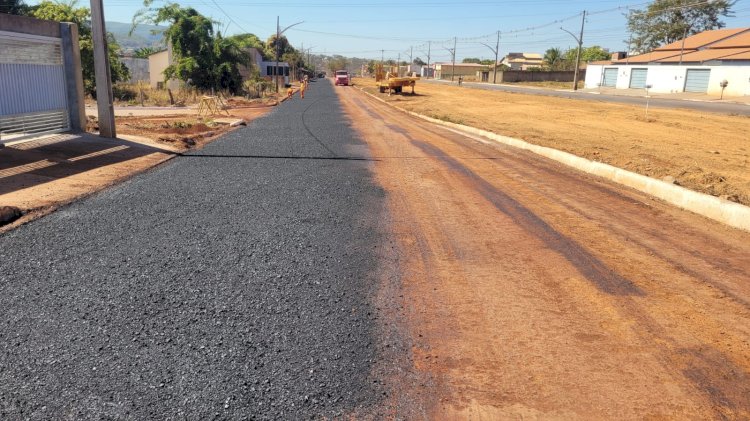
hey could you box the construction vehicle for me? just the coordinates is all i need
[375,63,419,95]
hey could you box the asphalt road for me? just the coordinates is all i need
[0,81,402,419]
[425,79,750,115]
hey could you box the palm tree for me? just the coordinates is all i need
[544,47,564,70]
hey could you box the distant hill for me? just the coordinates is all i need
[107,21,166,52]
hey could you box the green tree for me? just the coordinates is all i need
[264,34,291,62]
[30,0,129,96]
[413,57,426,66]
[327,56,348,74]
[462,57,481,64]
[544,47,564,70]
[627,0,735,53]
[133,46,158,58]
[562,46,611,68]
[229,33,265,52]
[0,0,29,15]
[134,1,249,93]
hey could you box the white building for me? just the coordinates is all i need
[585,27,750,97]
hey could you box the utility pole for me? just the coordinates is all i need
[421,41,432,79]
[90,0,115,138]
[444,38,456,82]
[275,16,304,92]
[561,10,585,91]
[480,30,500,84]
[678,0,688,65]
[427,41,431,78]
[397,52,400,76]
[494,31,500,84]
[452,37,457,82]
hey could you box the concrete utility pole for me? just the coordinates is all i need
[397,53,401,76]
[90,0,116,138]
[452,37,457,82]
[420,41,432,79]
[678,0,689,65]
[480,30,500,84]
[444,38,457,82]
[427,41,431,79]
[275,16,304,92]
[561,10,586,91]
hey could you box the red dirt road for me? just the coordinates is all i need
[336,87,750,419]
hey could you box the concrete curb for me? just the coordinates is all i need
[357,87,750,232]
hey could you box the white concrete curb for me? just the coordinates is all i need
[357,87,750,232]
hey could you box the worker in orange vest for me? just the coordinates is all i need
[300,78,307,99]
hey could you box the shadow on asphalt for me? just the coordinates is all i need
[0,133,172,197]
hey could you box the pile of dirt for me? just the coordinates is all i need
[0,206,22,226]
[115,116,227,149]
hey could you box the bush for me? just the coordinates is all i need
[112,84,138,101]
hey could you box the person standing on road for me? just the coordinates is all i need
[300,79,307,99]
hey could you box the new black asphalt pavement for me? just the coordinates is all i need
[0,80,406,419]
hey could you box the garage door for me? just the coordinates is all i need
[0,31,69,143]
[629,68,648,89]
[684,69,711,93]
[602,68,618,87]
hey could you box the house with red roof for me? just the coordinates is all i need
[585,28,750,96]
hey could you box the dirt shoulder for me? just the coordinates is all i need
[354,77,750,206]
[1,104,273,231]
[338,86,750,419]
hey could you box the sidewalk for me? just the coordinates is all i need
[0,133,174,230]
[579,86,750,104]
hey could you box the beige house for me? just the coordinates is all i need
[148,46,179,90]
[434,62,488,80]
[500,53,544,70]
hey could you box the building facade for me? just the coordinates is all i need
[585,27,750,96]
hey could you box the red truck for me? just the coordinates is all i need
[334,70,350,86]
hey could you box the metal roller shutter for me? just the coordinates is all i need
[629,68,648,89]
[684,69,711,93]
[0,32,69,143]
[602,68,618,87]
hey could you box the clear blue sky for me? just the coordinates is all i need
[30,0,750,61]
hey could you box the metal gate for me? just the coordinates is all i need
[602,68,618,87]
[629,68,648,89]
[0,30,70,143]
[684,69,711,93]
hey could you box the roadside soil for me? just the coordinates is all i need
[354,77,750,206]
[1,104,273,231]
[337,86,750,419]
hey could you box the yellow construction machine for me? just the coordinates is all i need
[375,63,419,95]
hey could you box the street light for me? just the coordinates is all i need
[479,31,500,84]
[275,17,304,92]
[560,10,586,91]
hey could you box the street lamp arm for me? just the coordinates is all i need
[560,27,580,44]
[479,42,497,55]
[280,21,304,35]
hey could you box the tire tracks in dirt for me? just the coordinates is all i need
[342,88,750,419]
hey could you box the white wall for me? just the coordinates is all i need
[585,63,750,96]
